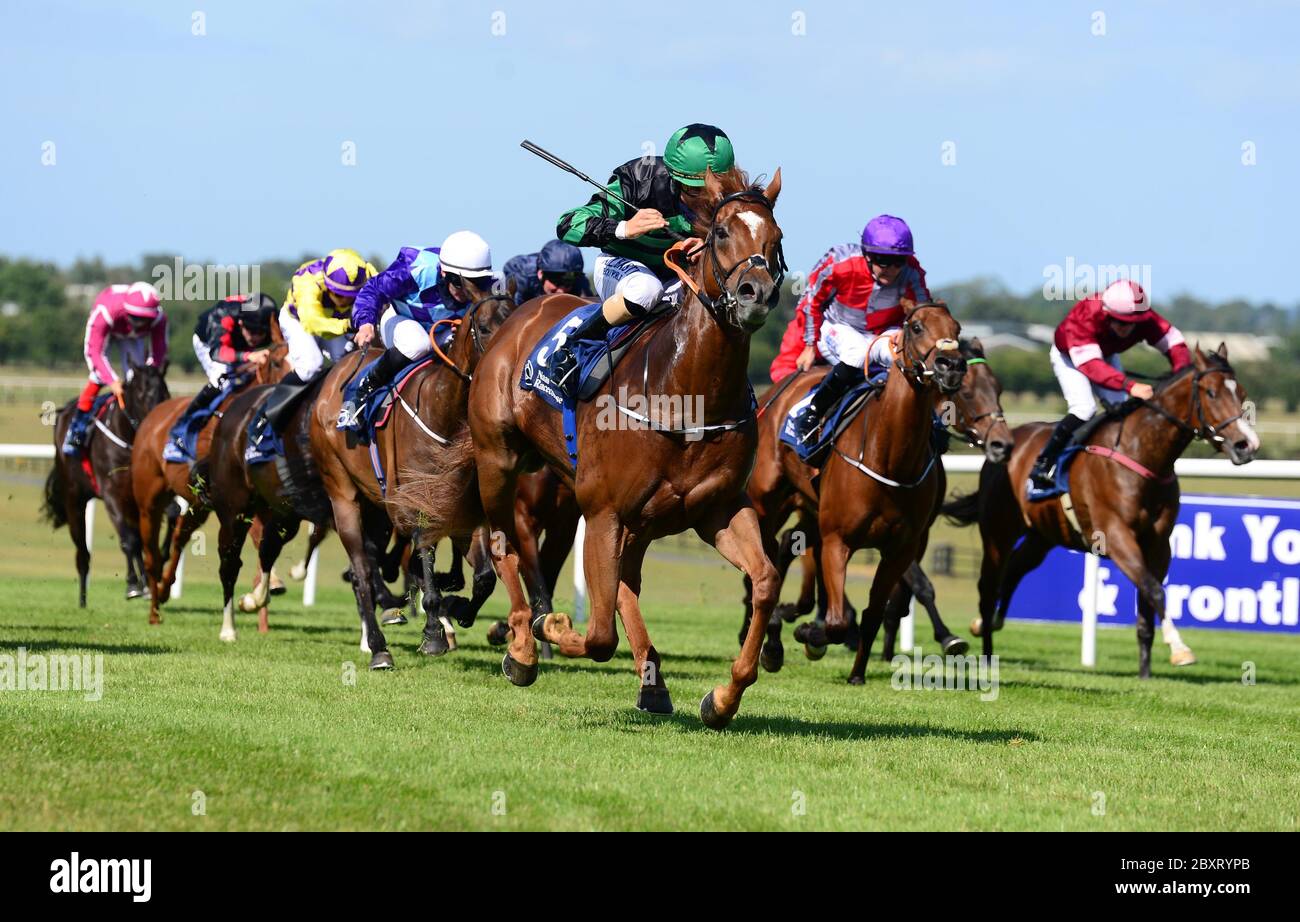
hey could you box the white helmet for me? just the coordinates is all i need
[439,231,493,278]
[1100,280,1149,318]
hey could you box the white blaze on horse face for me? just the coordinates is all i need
[1225,379,1261,450]
[736,210,765,238]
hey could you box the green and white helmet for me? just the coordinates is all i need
[663,124,734,187]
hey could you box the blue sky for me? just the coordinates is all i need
[1,0,1297,304]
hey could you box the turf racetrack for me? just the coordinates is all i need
[2,477,1298,831]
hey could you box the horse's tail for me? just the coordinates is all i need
[941,489,980,527]
[41,462,69,530]
[390,430,478,537]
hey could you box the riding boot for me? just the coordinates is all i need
[248,371,313,452]
[338,347,407,429]
[171,383,221,447]
[551,295,626,398]
[1029,413,1086,489]
[61,408,93,456]
[793,361,863,445]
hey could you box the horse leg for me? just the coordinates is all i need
[1144,539,1192,666]
[606,540,671,715]
[440,530,496,631]
[217,515,253,642]
[335,499,392,669]
[251,518,299,633]
[535,510,620,664]
[982,532,1050,658]
[66,489,91,608]
[161,505,208,599]
[693,501,779,730]
[102,490,144,600]
[908,561,966,655]
[794,531,851,652]
[848,546,920,685]
[1103,529,1170,679]
[138,486,170,625]
[416,542,451,656]
[880,581,913,661]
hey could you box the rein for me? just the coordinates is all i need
[947,356,1007,449]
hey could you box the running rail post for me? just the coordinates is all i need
[303,523,320,607]
[899,596,915,654]
[1081,552,1099,667]
[573,516,587,623]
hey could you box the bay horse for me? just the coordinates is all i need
[743,338,1015,670]
[312,288,516,669]
[43,361,170,606]
[741,302,967,684]
[465,165,786,729]
[130,340,291,626]
[942,344,1258,678]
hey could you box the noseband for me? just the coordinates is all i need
[898,303,961,387]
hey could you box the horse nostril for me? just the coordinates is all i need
[737,282,757,303]
[1235,439,1252,455]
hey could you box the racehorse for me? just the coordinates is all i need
[43,361,170,606]
[130,338,290,626]
[739,301,966,684]
[743,338,1015,670]
[942,344,1258,677]
[312,287,516,669]
[465,165,786,729]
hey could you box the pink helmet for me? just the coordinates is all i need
[1100,280,1148,318]
[123,282,163,318]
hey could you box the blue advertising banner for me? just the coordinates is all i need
[1006,494,1300,634]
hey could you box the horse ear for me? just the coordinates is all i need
[1215,341,1228,361]
[505,276,518,300]
[969,336,984,355]
[1192,343,1207,370]
[901,297,917,317]
[764,168,782,206]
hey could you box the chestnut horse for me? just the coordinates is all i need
[942,344,1258,677]
[312,288,516,669]
[743,338,1015,670]
[43,361,170,606]
[130,340,293,626]
[741,302,967,684]
[466,166,786,729]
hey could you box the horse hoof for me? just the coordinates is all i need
[486,620,511,646]
[369,651,395,670]
[941,635,970,656]
[289,562,307,581]
[440,596,475,629]
[219,629,236,644]
[636,686,674,715]
[380,608,408,626]
[239,593,258,613]
[804,643,827,661]
[501,652,538,687]
[969,617,984,637]
[268,578,286,596]
[418,631,451,657]
[698,690,733,731]
[1170,647,1197,667]
[760,645,784,673]
[843,623,860,650]
[847,674,865,686]
[125,586,145,601]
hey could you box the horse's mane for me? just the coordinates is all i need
[686,168,764,238]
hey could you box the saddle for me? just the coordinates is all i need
[163,378,242,464]
[519,301,672,464]
[779,372,887,465]
[340,356,434,448]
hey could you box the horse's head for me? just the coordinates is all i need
[943,338,1014,463]
[689,166,785,332]
[256,342,291,386]
[123,360,170,420]
[1157,344,1259,465]
[449,284,516,375]
[898,300,965,395]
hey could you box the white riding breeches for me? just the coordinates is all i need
[1050,344,1126,418]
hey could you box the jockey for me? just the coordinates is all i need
[501,239,592,305]
[1029,279,1191,490]
[788,216,932,444]
[337,231,495,428]
[166,293,277,459]
[247,249,375,451]
[548,122,733,396]
[63,282,167,455]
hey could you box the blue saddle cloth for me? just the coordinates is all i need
[779,372,887,463]
[244,417,282,465]
[163,379,240,463]
[519,302,648,465]
[1025,444,1085,502]
[337,356,432,447]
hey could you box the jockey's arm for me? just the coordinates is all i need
[1143,314,1191,371]
[148,313,168,367]
[557,178,629,248]
[293,275,351,337]
[84,308,118,384]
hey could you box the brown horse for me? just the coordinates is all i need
[743,337,1015,670]
[741,302,966,684]
[311,288,516,669]
[942,344,1258,677]
[43,361,170,606]
[465,166,786,729]
[130,341,290,626]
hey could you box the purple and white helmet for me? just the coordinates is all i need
[861,215,914,256]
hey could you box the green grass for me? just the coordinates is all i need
[2,477,1299,831]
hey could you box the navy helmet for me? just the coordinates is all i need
[537,239,584,274]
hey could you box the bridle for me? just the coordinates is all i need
[1125,363,1245,447]
[896,302,961,388]
[948,357,1007,449]
[429,292,513,382]
[694,189,787,327]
